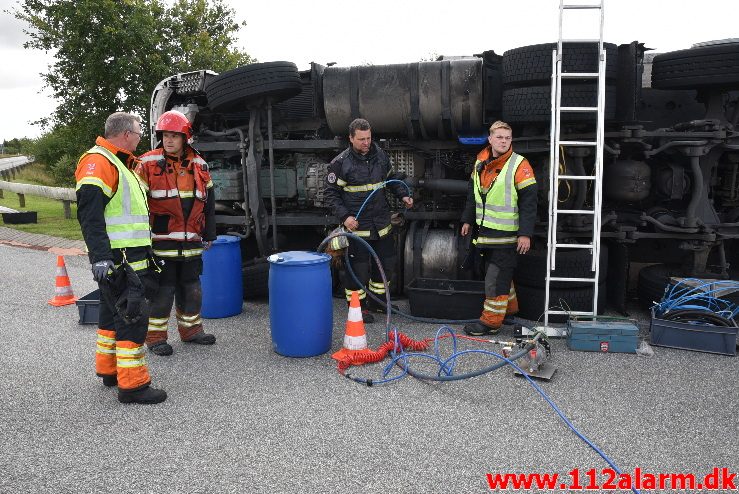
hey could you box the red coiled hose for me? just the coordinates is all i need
[337,331,429,372]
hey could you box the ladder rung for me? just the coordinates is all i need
[546,310,596,316]
[560,106,598,112]
[558,140,597,146]
[548,277,598,283]
[558,174,596,180]
[561,39,602,43]
[554,243,593,249]
[556,209,595,215]
[562,4,602,9]
[561,72,599,79]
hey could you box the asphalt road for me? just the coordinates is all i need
[0,155,31,173]
[1,243,738,493]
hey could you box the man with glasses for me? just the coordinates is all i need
[460,120,538,335]
[75,112,167,404]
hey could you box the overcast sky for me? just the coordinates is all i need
[0,0,736,142]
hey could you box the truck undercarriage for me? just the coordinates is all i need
[150,40,739,312]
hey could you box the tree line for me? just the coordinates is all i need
[9,0,253,186]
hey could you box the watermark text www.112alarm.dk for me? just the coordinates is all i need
[486,467,737,491]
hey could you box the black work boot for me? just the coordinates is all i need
[118,385,167,405]
[350,299,375,324]
[367,296,399,314]
[101,375,117,387]
[361,301,376,324]
[184,332,216,345]
[149,341,174,356]
[463,320,501,336]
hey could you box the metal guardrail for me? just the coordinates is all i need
[0,155,33,173]
[0,156,77,219]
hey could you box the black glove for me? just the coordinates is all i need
[92,260,114,282]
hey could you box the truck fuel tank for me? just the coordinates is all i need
[323,59,484,140]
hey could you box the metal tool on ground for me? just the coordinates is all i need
[48,255,77,306]
[513,324,557,380]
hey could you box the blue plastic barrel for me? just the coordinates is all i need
[268,251,333,357]
[200,235,243,318]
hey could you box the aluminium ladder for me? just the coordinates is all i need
[540,0,607,335]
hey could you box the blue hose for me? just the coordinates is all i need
[335,180,483,324]
[318,229,640,494]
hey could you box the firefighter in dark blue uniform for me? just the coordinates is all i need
[324,118,413,323]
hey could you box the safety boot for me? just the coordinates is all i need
[349,299,375,324]
[183,332,216,345]
[149,341,174,356]
[118,385,167,405]
[362,311,376,324]
[101,375,117,387]
[366,296,399,315]
[463,320,501,336]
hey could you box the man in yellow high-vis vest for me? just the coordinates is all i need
[75,112,166,404]
[460,121,538,335]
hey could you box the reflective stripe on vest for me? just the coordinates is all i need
[353,224,392,238]
[149,188,179,198]
[343,181,384,193]
[85,146,151,249]
[153,247,204,258]
[473,235,518,246]
[149,188,206,199]
[115,258,149,272]
[152,231,203,241]
[473,152,524,232]
[76,176,113,197]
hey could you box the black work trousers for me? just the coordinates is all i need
[481,247,517,298]
[98,269,158,344]
[149,257,203,318]
[342,234,396,297]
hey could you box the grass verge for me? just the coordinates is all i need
[0,163,83,241]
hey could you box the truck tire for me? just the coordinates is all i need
[242,257,270,300]
[516,282,606,323]
[651,43,739,89]
[205,62,302,111]
[502,42,619,86]
[636,263,685,309]
[513,244,608,289]
[501,84,616,123]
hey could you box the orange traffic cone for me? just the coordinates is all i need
[332,290,368,361]
[48,255,78,306]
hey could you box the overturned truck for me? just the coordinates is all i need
[150,40,739,316]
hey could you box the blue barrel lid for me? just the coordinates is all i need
[213,234,241,244]
[267,251,330,266]
[458,135,488,145]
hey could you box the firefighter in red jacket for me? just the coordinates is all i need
[135,110,217,356]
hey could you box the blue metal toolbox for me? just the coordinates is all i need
[566,318,639,353]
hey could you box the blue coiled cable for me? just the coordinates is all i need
[654,278,739,323]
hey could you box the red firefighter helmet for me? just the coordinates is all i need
[155,110,192,140]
